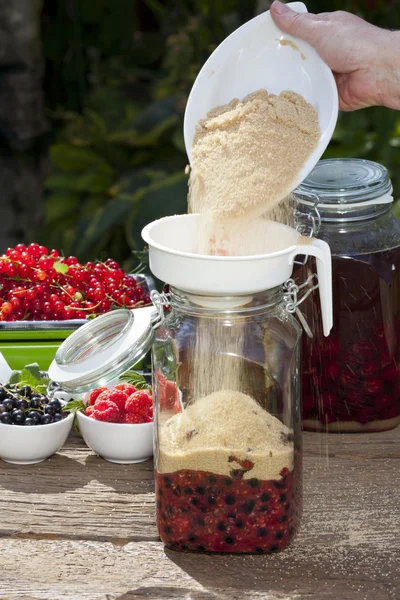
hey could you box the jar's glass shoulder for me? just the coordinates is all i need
[318,215,400,256]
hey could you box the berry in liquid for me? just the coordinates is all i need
[299,247,400,432]
[155,464,301,554]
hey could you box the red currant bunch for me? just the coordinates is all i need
[0,243,151,322]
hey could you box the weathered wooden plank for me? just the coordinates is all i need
[0,429,399,599]
[0,534,398,600]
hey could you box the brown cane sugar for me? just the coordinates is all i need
[158,390,294,480]
[188,88,320,255]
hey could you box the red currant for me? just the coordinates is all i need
[38,256,54,270]
[1,302,13,315]
[62,307,73,319]
[35,270,47,282]
[10,297,21,310]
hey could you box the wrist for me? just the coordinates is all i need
[373,30,400,110]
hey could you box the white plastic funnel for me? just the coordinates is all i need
[184,1,338,193]
[142,215,333,336]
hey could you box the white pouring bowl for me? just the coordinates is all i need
[141,214,333,336]
[184,1,338,194]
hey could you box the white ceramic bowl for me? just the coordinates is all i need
[0,413,74,465]
[76,411,153,464]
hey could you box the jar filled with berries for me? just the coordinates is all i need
[294,158,400,433]
[151,286,303,554]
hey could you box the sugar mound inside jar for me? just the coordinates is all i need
[159,390,294,480]
[188,88,320,256]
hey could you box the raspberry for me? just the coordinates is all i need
[123,413,145,424]
[157,372,182,413]
[88,386,109,406]
[107,389,128,413]
[125,390,152,418]
[115,383,137,396]
[363,377,383,395]
[85,405,94,417]
[92,399,120,423]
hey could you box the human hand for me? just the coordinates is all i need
[270,1,400,111]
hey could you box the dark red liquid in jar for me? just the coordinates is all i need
[155,463,301,553]
[298,247,400,432]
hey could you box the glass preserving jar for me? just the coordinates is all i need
[294,158,400,433]
[50,286,304,554]
[152,286,302,554]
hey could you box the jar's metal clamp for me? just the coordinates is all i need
[293,191,321,266]
[150,290,170,327]
[283,275,318,338]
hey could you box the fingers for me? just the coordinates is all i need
[270,1,318,45]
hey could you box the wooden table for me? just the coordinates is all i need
[0,428,399,600]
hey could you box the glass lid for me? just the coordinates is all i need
[48,307,155,394]
[295,158,393,206]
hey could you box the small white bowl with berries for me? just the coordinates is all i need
[66,377,154,464]
[0,368,74,465]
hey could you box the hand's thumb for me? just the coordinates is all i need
[270,1,317,44]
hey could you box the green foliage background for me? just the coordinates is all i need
[39,0,400,267]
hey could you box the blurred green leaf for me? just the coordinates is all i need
[50,144,112,173]
[45,173,80,192]
[75,169,114,193]
[44,194,80,225]
[108,115,179,147]
[73,194,139,256]
[126,171,188,250]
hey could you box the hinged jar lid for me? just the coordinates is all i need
[48,307,156,394]
[295,158,393,209]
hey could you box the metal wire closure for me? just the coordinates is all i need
[283,274,319,338]
[293,191,321,266]
[150,290,170,327]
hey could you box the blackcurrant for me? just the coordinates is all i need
[41,413,54,424]
[19,385,32,398]
[24,418,35,426]
[45,404,57,415]
[49,398,62,411]
[5,394,16,406]
[53,413,63,422]
[0,412,12,424]
[0,387,8,401]
[12,409,26,424]
[28,410,42,424]
[2,399,13,412]
[29,396,42,409]
[16,399,29,410]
